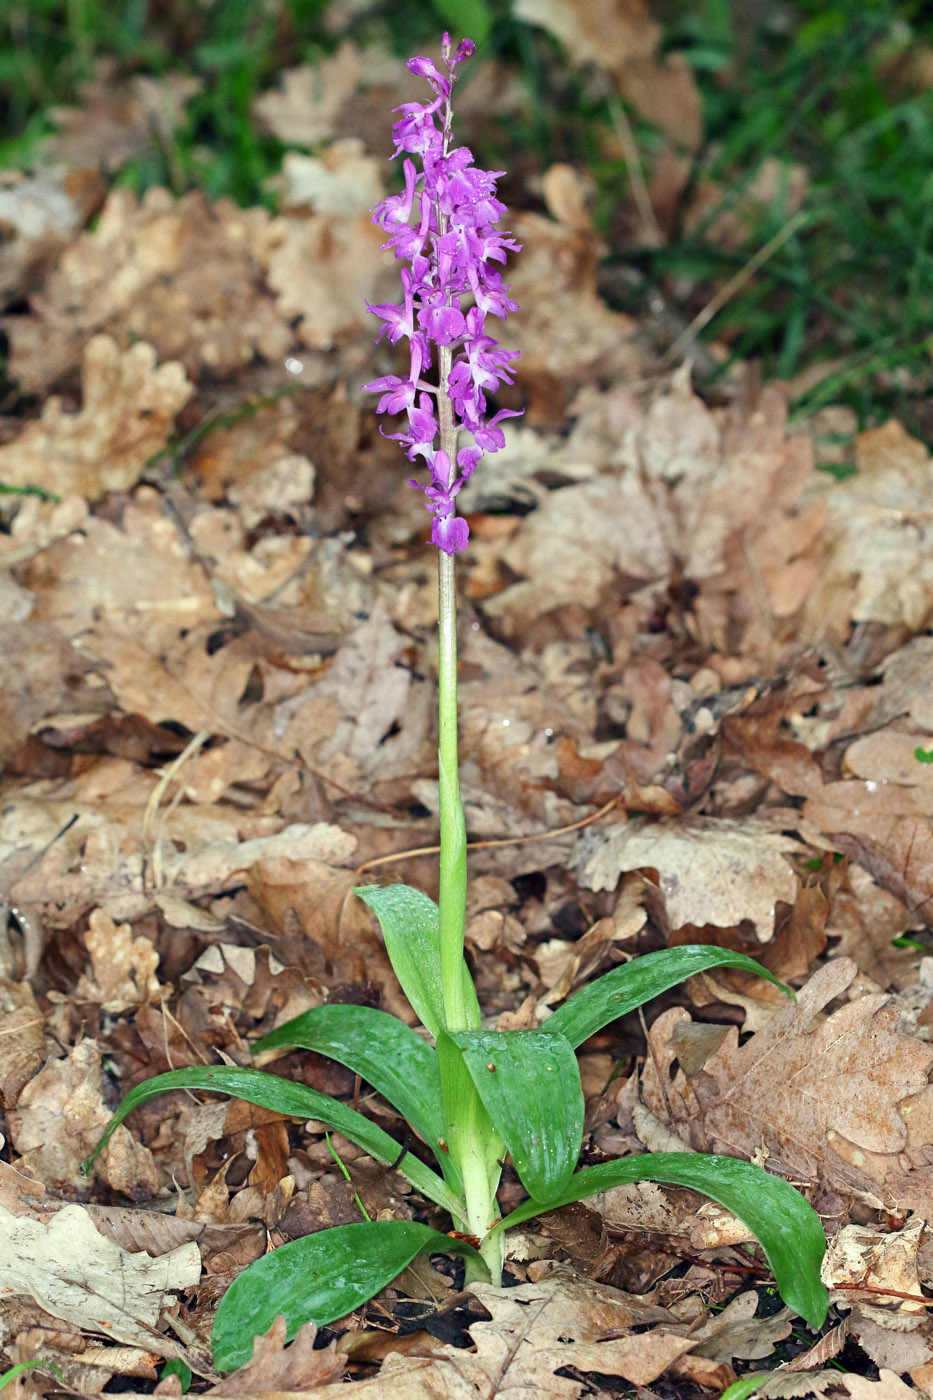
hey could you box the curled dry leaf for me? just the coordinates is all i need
[822,1218,926,1320]
[207,1315,346,1396]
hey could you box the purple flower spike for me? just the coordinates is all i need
[365,34,521,554]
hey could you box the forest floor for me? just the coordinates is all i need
[3,4,933,1398]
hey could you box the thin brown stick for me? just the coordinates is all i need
[353,796,623,874]
[664,211,809,365]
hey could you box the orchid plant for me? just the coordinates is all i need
[85,37,828,1371]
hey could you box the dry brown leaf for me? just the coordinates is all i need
[208,1315,345,1394]
[0,981,45,1109]
[512,0,701,147]
[45,72,199,170]
[804,780,933,927]
[802,421,933,639]
[646,958,933,1193]
[0,335,192,499]
[272,140,384,214]
[572,815,800,940]
[0,1202,198,1355]
[675,1289,794,1362]
[0,621,96,763]
[0,168,104,301]
[257,206,391,352]
[3,190,291,392]
[75,908,161,1013]
[7,1038,158,1194]
[841,1372,926,1399]
[251,44,364,145]
[822,1218,926,1319]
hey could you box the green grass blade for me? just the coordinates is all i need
[448,1028,583,1202]
[80,1066,459,1216]
[491,1152,828,1330]
[254,1004,445,1153]
[546,947,793,1048]
[355,884,480,1038]
[212,1220,487,1370]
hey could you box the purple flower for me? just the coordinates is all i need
[365,33,521,554]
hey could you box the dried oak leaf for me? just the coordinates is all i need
[3,189,291,394]
[484,378,818,643]
[801,420,933,639]
[572,815,800,941]
[0,621,94,764]
[0,1202,198,1354]
[251,43,364,145]
[7,1038,158,1194]
[257,204,391,352]
[74,908,161,1013]
[502,210,643,423]
[44,72,200,172]
[512,0,702,148]
[0,168,104,302]
[663,958,933,1192]
[803,778,933,928]
[208,1315,345,1395]
[822,1218,926,1321]
[0,335,192,500]
[328,1271,691,1396]
[21,490,219,647]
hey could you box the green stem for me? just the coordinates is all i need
[437,345,469,1034]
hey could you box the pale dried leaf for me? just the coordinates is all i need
[209,1315,345,1394]
[3,190,291,393]
[0,336,192,499]
[662,959,933,1192]
[802,421,933,638]
[7,1039,158,1194]
[822,1219,926,1318]
[572,815,800,939]
[75,908,161,1013]
[0,1202,199,1353]
[252,45,363,145]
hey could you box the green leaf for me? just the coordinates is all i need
[720,1375,771,1400]
[212,1220,487,1370]
[0,1361,63,1393]
[253,1004,445,1154]
[546,947,793,1048]
[159,1360,192,1392]
[80,1066,460,1217]
[492,1152,828,1330]
[447,1028,583,1201]
[354,884,480,1037]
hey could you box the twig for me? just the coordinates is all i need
[664,211,809,364]
[354,796,623,874]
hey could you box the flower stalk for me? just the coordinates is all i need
[364,32,521,1274]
